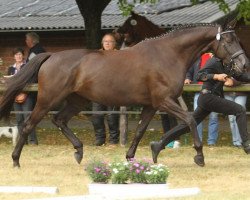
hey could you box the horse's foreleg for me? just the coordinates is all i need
[52,95,87,164]
[126,106,156,160]
[151,98,205,166]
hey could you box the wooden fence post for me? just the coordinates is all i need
[119,106,128,147]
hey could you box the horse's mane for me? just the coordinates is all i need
[171,23,217,32]
[140,23,218,44]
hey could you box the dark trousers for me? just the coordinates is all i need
[160,93,250,147]
[161,114,178,134]
[91,102,120,143]
[13,95,38,144]
[161,114,180,141]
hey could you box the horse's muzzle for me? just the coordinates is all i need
[232,53,249,75]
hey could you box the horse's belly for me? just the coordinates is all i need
[78,89,151,107]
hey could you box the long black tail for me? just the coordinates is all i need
[0,52,52,120]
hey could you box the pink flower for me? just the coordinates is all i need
[94,167,101,173]
[136,169,140,174]
[134,163,139,167]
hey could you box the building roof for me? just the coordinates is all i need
[0,0,239,32]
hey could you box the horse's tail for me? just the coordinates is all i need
[0,52,52,120]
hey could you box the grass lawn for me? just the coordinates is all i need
[0,127,250,200]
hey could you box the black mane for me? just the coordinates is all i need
[140,23,218,43]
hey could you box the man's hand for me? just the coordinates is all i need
[213,74,228,82]
[224,78,234,86]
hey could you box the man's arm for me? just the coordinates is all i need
[234,72,250,83]
[196,58,229,83]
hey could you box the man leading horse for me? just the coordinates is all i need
[151,32,250,164]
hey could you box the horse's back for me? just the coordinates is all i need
[36,49,97,97]
[38,49,97,79]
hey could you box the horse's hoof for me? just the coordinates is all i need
[126,154,134,161]
[194,155,205,167]
[74,152,83,164]
[243,146,250,154]
[13,161,20,168]
[243,141,250,154]
[150,141,161,163]
[126,157,134,162]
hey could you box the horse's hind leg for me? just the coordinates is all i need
[12,106,51,168]
[52,94,88,164]
[126,106,156,159]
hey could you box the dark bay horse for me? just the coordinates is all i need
[114,12,165,47]
[0,24,248,168]
[113,11,188,123]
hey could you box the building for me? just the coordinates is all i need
[0,0,248,74]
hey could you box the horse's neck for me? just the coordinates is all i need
[170,26,218,70]
[137,23,165,41]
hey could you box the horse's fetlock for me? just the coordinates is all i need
[52,117,65,128]
[194,144,203,151]
[74,144,83,151]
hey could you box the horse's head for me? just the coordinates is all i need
[113,12,144,47]
[213,24,249,75]
[113,12,165,47]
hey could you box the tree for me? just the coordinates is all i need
[75,0,111,49]
[76,0,249,49]
[236,0,250,23]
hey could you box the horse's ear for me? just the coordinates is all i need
[223,17,237,30]
[226,18,237,29]
[131,11,137,18]
[130,11,138,26]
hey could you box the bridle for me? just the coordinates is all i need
[113,31,135,48]
[113,18,139,48]
[215,27,245,75]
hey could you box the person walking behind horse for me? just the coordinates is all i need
[6,48,37,145]
[92,33,120,146]
[26,32,46,62]
[185,53,219,147]
[151,56,250,162]
[25,32,46,144]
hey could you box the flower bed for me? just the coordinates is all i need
[86,158,169,184]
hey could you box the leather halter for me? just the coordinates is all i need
[215,28,245,75]
[216,29,245,62]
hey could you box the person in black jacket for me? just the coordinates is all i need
[24,32,46,145]
[151,57,250,162]
[185,54,219,146]
[25,32,46,62]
